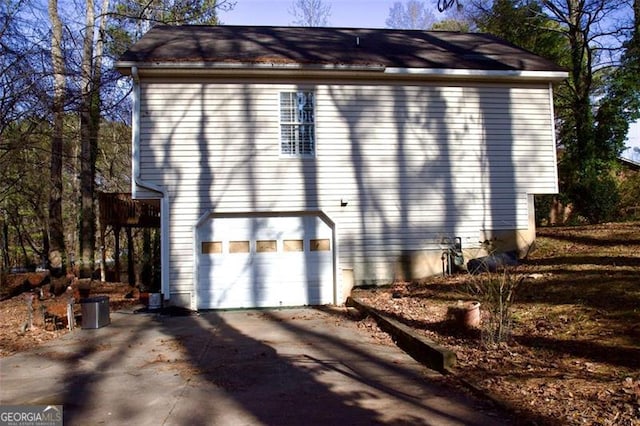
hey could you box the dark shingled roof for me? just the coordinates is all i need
[117,25,565,73]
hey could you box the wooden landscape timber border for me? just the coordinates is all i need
[347,296,523,417]
[346,296,457,373]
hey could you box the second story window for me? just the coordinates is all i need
[280,91,315,157]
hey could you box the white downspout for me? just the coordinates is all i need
[131,66,170,301]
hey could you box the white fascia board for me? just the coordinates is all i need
[385,67,568,82]
[116,61,386,74]
[117,61,567,82]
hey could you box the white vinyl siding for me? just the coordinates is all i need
[137,79,557,294]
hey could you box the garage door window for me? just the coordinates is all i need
[310,239,330,251]
[257,240,277,253]
[202,241,222,254]
[229,241,250,253]
[284,239,303,252]
[280,91,315,157]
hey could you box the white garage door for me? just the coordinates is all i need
[197,214,334,309]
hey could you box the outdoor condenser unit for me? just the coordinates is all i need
[80,296,110,329]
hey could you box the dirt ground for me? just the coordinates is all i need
[354,222,640,426]
[1,222,639,425]
[0,277,140,357]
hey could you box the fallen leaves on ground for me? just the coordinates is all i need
[354,222,640,426]
[1,223,639,425]
[0,280,139,358]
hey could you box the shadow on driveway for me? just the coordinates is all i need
[0,307,509,425]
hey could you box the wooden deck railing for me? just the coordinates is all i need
[98,193,160,228]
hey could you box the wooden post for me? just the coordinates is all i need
[126,227,135,286]
[26,293,34,331]
[114,226,121,283]
[98,207,106,282]
[67,288,75,331]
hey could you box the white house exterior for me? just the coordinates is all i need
[117,25,567,310]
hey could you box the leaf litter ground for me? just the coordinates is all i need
[354,222,640,425]
[1,223,639,424]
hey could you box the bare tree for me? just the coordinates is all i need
[438,0,460,12]
[78,0,111,277]
[466,0,633,222]
[48,0,67,276]
[289,0,331,27]
[386,0,437,30]
[0,0,237,280]
[75,0,233,279]
[539,1,631,164]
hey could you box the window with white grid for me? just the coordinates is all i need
[280,91,315,157]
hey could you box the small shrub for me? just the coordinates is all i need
[534,194,555,226]
[466,268,522,346]
[617,171,640,220]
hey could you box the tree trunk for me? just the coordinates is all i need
[568,0,594,163]
[78,0,110,278]
[42,226,49,270]
[78,0,96,278]
[1,218,9,270]
[634,0,640,54]
[48,0,66,278]
[11,217,30,267]
[0,219,6,288]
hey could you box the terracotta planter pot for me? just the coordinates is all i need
[462,301,481,329]
[449,301,481,329]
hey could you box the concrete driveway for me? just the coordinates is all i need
[1,307,509,425]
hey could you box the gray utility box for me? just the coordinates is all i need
[80,296,110,329]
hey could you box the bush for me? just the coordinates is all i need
[534,194,555,226]
[617,171,640,219]
[569,174,620,224]
[466,268,523,346]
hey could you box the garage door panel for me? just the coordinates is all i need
[197,214,334,309]
[200,286,281,310]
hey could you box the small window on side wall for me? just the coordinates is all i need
[280,91,315,157]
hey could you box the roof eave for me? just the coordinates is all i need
[116,61,386,74]
[385,67,568,82]
[116,61,568,82]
